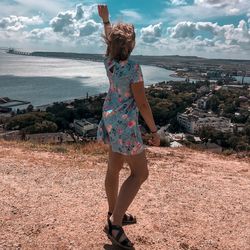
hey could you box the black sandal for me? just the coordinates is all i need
[103,218,134,249]
[108,211,137,226]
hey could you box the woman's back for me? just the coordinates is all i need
[102,56,143,115]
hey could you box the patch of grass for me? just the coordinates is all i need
[51,146,68,153]
[80,141,108,155]
[0,139,108,156]
[222,149,235,156]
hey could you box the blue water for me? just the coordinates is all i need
[2,52,248,107]
[0,52,184,106]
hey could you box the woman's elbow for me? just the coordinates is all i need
[137,102,148,111]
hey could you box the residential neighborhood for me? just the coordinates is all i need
[1,71,249,153]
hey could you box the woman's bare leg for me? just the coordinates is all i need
[110,149,149,226]
[105,145,124,214]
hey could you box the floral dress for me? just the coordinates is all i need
[96,55,146,155]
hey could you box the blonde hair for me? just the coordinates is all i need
[102,23,136,62]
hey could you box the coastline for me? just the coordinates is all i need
[1,51,181,108]
[1,51,249,109]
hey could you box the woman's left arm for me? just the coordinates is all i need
[98,4,112,38]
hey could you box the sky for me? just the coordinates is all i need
[0,0,250,59]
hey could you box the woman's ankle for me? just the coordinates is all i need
[110,214,122,226]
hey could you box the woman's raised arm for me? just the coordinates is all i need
[98,4,112,38]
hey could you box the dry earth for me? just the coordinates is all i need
[0,140,249,250]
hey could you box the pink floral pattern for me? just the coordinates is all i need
[97,56,145,155]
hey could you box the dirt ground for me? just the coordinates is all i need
[0,140,249,250]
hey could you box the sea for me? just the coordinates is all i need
[1,51,249,107]
[0,51,183,107]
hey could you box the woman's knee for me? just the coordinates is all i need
[131,164,149,183]
[126,150,149,183]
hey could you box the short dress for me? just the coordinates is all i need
[96,55,146,155]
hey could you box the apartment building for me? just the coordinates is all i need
[73,119,98,136]
[177,109,232,134]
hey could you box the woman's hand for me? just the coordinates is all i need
[98,4,109,22]
[148,132,161,147]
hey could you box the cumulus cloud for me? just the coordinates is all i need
[167,21,196,38]
[49,4,100,37]
[222,20,250,49]
[167,20,250,44]
[141,23,163,43]
[79,20,101,37]
[134,17,250,59]
[25,27,54,40]
[75,4,84,20]
[0,15,43,31]
[0,3,103,53]
[49,11,76,37]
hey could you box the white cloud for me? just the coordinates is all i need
[75,4,84,21]
[194,0,240,8]
[50,11,75,34]
[132,17,250,59]
[169,0,187,6]
[25,27,54,40]
[194,0,247,16]
[136,34,249,59]
[223,20,250,49]
[120,10,142,22]
[13,0,69,15]
[49,4,100,37]
[0,15,43,31]
[141,23,163,43]
[1,1,250,59]
[228,8,240,15]
[79,20,101,37]
[167,20,250,40]
[247,13,250,24]
[163,0,250,24]
[0,3,102,52]
[167,21,196,38]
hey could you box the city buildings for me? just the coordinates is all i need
[177,108,232,134]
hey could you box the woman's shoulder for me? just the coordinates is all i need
[127,58,141,68]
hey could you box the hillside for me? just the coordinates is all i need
[0,140,249,250]
[27,52,250,71]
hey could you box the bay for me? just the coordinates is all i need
[0,51,184,107]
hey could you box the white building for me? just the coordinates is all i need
[177,109,232,134]
[177,113,196,133]
[73,119,98,136]
[195,116,231,133]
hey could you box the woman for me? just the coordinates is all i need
[97,4,160,249]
